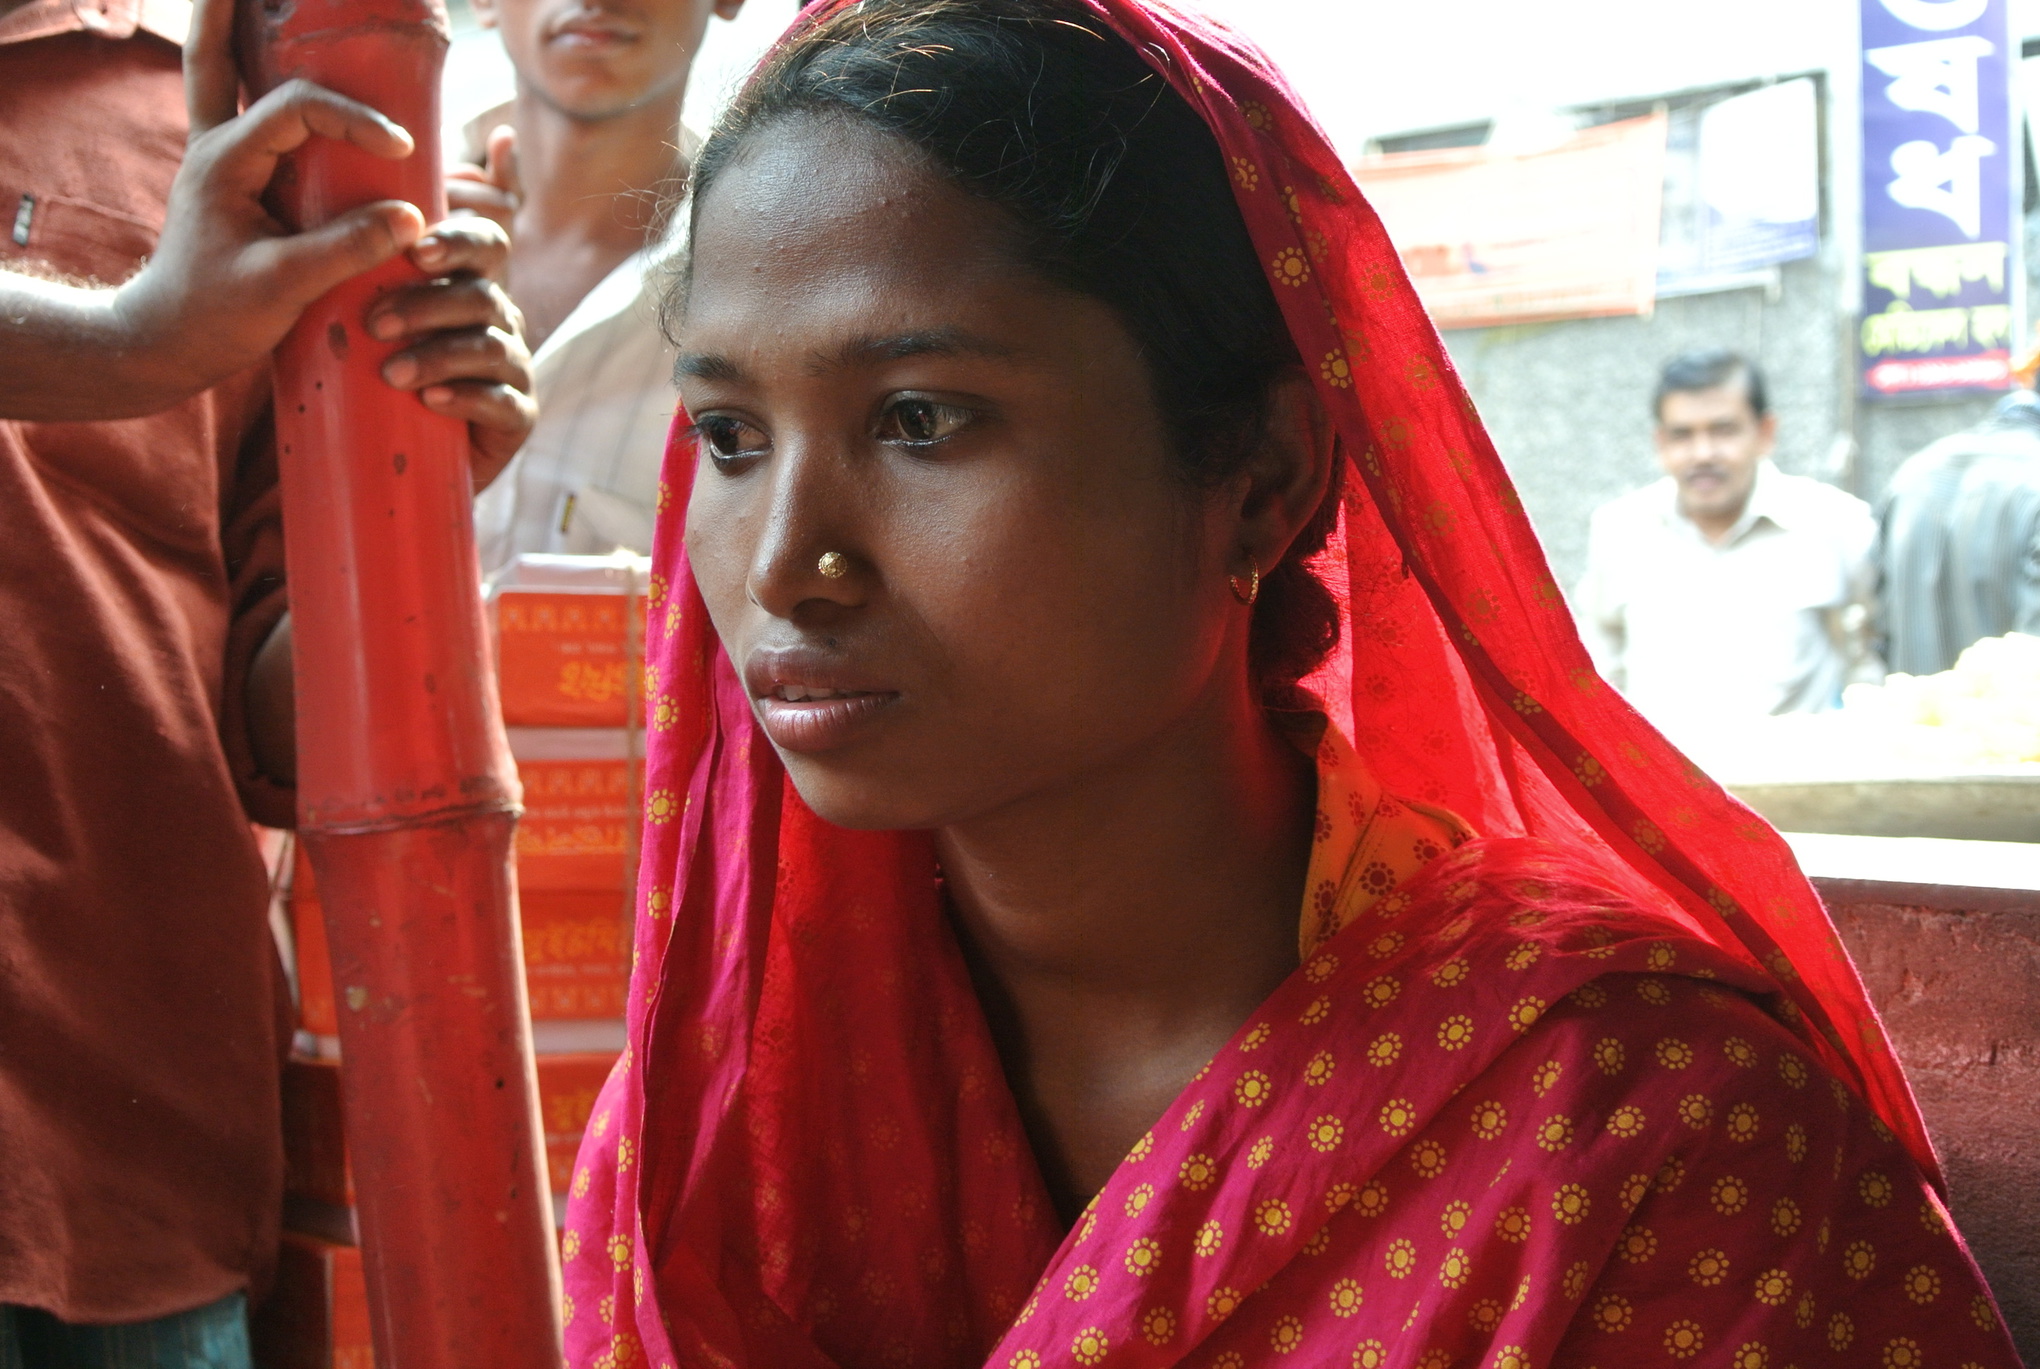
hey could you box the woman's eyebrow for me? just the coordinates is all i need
[675,329,1025,386]
[830,328,1019,367]
[675,352,744,383]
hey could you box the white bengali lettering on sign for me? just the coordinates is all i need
[1886,133,1995,237]
[1867,354,2011,392]
[1878,0,1988,31]
[1866,35,1994,132]
[1861,0,2012,394]
[1859,276,2013,358]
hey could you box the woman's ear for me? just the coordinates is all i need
[1232,369,1336,572]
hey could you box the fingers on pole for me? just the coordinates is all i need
[251,200,426,309]
[247,80,416,160]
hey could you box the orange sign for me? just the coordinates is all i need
[1353,114,1668,330]
[521,889,631,1020]
[495,590,645,728]
[515,756,639,891]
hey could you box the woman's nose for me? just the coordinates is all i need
[745,442,867,620]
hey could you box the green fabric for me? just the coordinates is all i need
[0,1293,249,1369]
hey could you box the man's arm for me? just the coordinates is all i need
[151,0,537,790]
[0,77,428,421]
[0,273,165,419]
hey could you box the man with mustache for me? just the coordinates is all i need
[452,0,749,573]
[1574,349,1881,748]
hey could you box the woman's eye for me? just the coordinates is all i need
[877,395,973,446]
[696,415,768,462]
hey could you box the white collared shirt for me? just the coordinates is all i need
[1572,461,1883,749]
[472,234,682,578]
[461,104,694,579]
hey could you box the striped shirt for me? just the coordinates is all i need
[1876,393,2040,676]
[473,235,682,577]
[459,106,693,578]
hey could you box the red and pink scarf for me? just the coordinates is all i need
[557,3,2020,1365]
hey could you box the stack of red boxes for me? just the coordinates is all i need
[496,555,648,1198]
[257,555,646,1367]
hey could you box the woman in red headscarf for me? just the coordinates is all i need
[559,2,2022,1365]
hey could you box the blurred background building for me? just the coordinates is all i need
[1198,0,2038,590]
[440,0,2040,588]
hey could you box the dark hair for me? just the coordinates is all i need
[1653,349,1769,422]
[676,0,1341,697]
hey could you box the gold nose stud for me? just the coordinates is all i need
[817,551,849,579]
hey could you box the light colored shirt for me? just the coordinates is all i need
[464,109,693,578]
[1572,461,1882,748]
[473,238,681,576]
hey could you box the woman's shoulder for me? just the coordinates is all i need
[1297,831,1901,1221]
[1505,969,2020,1367]
[1342,836,1874,1190]
[1302,931,2020,1367]
[1311,834,1779,1049]
[1488,959,1849,1161]
[1373,834,1703,937]
[1179,914,1969,1368]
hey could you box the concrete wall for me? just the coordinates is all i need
[1823,880,2040,1364]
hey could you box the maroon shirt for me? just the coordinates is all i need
[0,0,294,1321]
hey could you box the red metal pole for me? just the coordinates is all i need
[236,2,563,1365]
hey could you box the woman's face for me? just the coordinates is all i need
[677,116,1253,831]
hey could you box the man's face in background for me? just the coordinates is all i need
[474,0,742,121]
[1655,381,1775,529]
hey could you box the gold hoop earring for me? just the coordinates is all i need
[817,551,849,579]
[1228,555,1261,606]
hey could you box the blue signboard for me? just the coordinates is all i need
[1859,0,2019,396]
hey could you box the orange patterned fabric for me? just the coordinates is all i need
[559,2,2020,1365]
[1294,723,1472,960]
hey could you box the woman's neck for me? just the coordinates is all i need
[939,682,1314,1221]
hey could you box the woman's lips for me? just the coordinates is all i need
[754,684,900,754]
